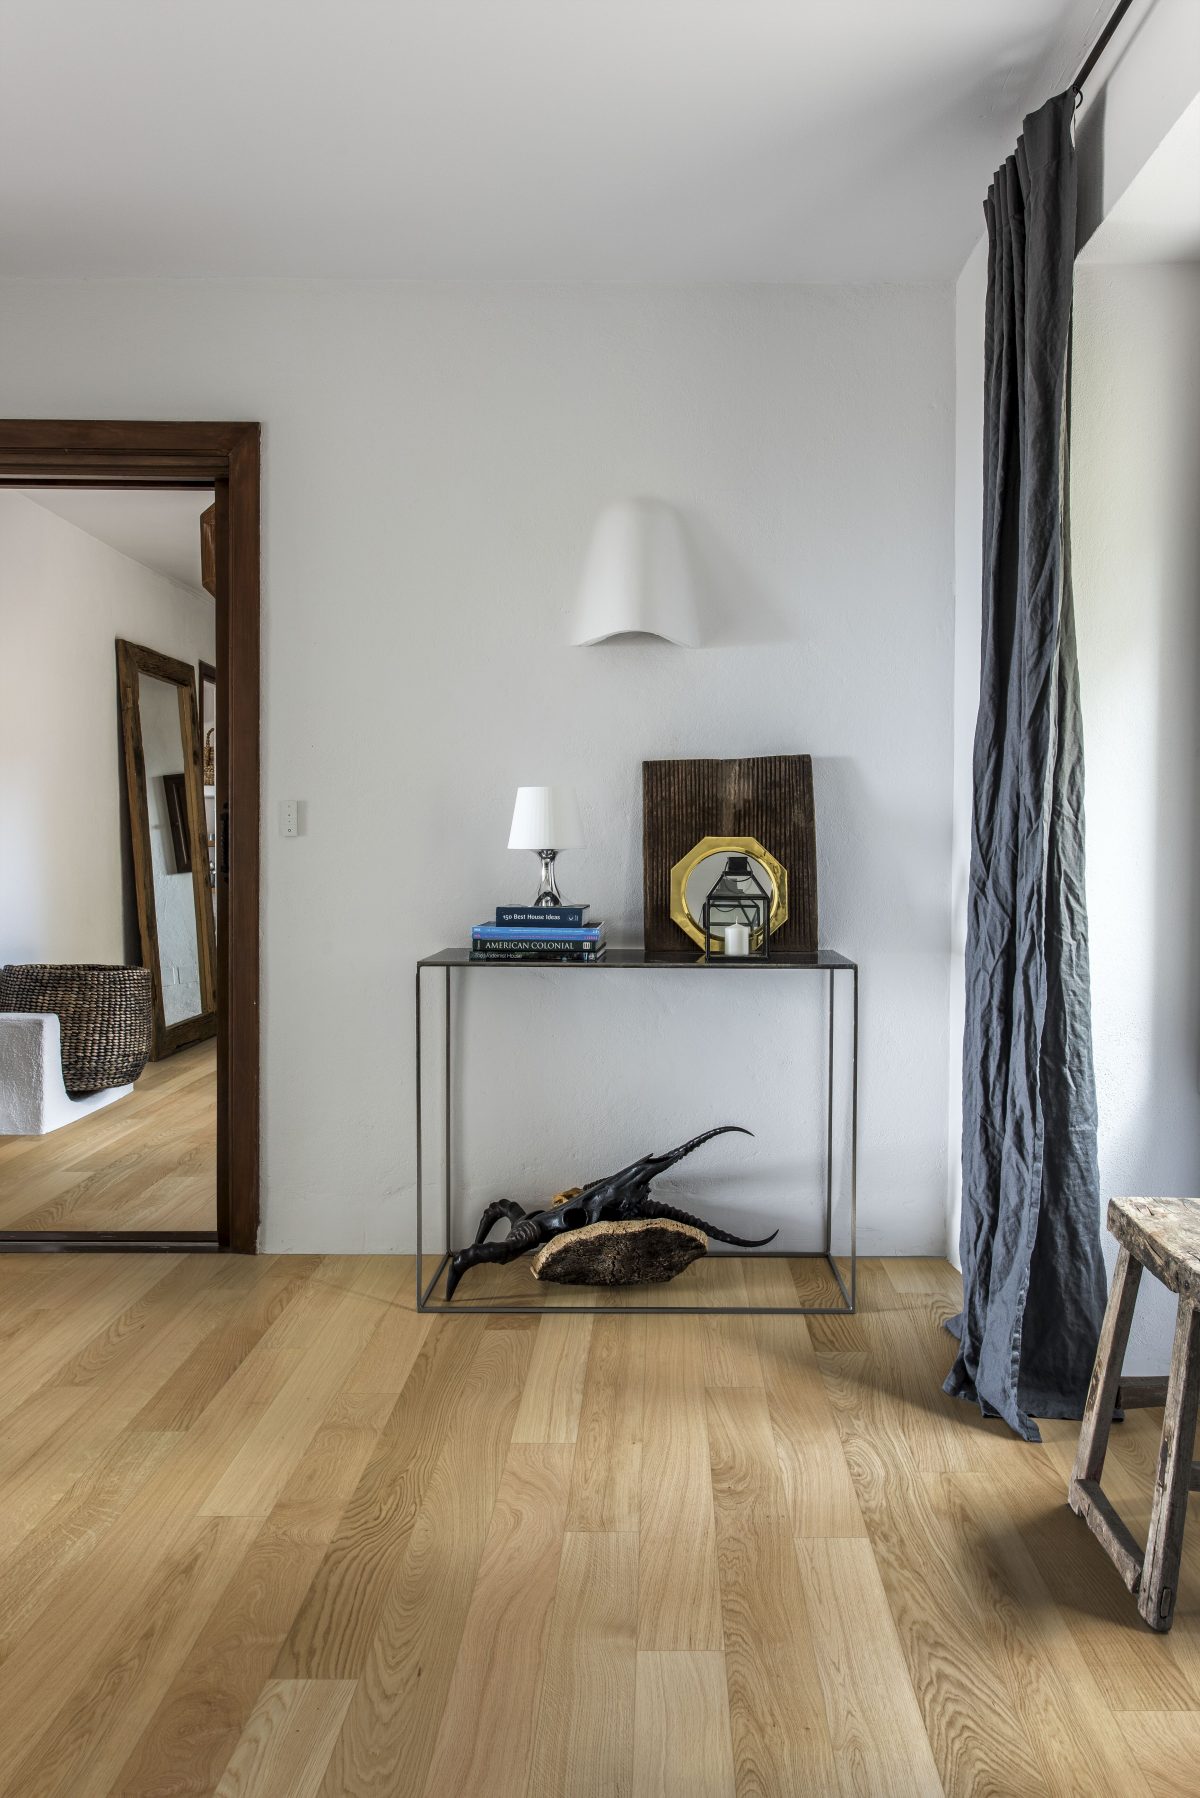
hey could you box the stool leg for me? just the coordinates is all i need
[1071,1246,1142,1493]
[1139,1299,1200,1632]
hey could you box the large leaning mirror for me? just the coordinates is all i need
[116,638,217,1057]
[199,658,218,929]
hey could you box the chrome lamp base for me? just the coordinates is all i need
[532,849,564,906]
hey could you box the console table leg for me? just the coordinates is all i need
[849,962,858,1311]
[444,965,452,1262]
[415,964,425,1309]
[824,968,834,1257]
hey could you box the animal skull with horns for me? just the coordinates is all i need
[445,1124,774,1300]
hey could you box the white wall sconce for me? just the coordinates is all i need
[570,498,704,646]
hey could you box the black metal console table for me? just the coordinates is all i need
[415,947,858,1315]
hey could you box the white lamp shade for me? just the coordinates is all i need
[508,784,584,850]
[570,498,703,646]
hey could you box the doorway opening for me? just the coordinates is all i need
[0,423,260,1253]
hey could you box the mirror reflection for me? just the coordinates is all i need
[139,672,205,1026]
[0,486,217,1242]
[117,637,216,1057]
[683,850,777,940]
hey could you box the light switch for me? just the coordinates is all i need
[280,800,299,838]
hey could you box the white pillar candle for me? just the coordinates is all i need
[724,923,750,958]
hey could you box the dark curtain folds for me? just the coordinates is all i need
[945,91,1107,1443]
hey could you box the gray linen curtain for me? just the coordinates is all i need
[945,91,1107,1443]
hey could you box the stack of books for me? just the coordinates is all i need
[470,904,606,963]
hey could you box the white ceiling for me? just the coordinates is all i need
[0,0,1108,283]
[21,489,213,599]
[1079,92,1200,265]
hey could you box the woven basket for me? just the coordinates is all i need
[0,964,153,1095]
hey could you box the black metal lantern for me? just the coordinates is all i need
[701,854,771,960]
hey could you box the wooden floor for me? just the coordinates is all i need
[0,1251,1196,1797]
[0,1039,215,1233]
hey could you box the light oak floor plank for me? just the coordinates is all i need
[525,1529,638,1798]
[0,1036,215,1233]
[421,1442,573,1797]
[316,1323,535,1795]
[0,1253,183,1425]
[818,1349,1054,1794]
[706,1387,837,1795]
[197,1263,401,1518]
[273,1317,484,1680]
[511,1312,593,1443]
[698,1258,765,1389]
[114,1520,345,1798]
[932,1470,1158,1796]
[632,1651,736,1798]
[566,1312,645,1531]
[114,1388,393,1798]
[1114,1712,1200,1798]
[0,1252,1192,1798]
[6,1513,259,1798]
[796,1535,945,1797]
[638,1313,723,1651]
[989,1437,1200,1715]
[213,1679,358,1798]
[754,1314,866,1538]
[0,1424,182,1661]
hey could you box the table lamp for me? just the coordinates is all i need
[508,785,583,906]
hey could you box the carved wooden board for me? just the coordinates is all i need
[641,755,818,955]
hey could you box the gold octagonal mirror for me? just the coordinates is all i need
[669,834,789,953]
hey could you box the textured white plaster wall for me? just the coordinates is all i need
[1075,0,1200,257]
[0,280,955,1252]
[1071,262,1200,1375]
[945,235,988,1268]
[0,491,215,968]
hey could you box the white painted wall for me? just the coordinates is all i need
[946,234,989,1268]
[1074,0,1200,257]
[0,279,955,1254]
[1071,261,1200,1374]
[0,491,215,969]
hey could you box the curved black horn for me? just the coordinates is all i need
[646,1124,754,1173]
[575,1124,754,1203]
[640,1198,778,1249]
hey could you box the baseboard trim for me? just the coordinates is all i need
[0,1231,221,1253]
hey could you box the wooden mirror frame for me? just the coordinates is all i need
[117,639,218,1057]
[0,420,260,1255]
[199,655,217,807]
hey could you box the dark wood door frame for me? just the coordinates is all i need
[0,421,261,1253]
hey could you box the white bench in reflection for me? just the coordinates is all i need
[0,1012,133,1136]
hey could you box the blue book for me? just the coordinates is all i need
[496,904,590,927]
[473,923,604,947]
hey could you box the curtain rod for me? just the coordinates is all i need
[1073,0,1136,97]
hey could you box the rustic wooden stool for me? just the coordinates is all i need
[1069,1197,1200,1631]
